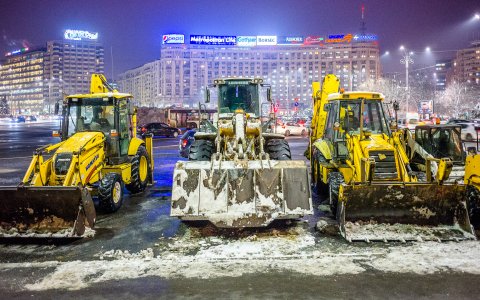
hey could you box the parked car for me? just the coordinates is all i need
[179,130,196,158]
[458,122,479,141]
[275,122,308,136]
[11,116,25,123]
[397,118,421,131]
[447,119,469,124]
[25,115,37,122]
[139,122,181,138]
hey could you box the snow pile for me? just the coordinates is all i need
[10,225,480,292]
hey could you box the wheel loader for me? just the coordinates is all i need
[170,78,312,227]
[308,74,474,242]
[0,74,154,238]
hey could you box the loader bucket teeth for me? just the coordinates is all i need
[0,186,95,238]
[171,160,313,228]
[338,183,475,242]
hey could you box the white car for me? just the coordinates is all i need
[458,123,478,141]
[275,122,308,136]
[398,118,421,131]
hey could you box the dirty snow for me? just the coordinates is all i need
[2,225,478,291]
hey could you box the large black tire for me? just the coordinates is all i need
[188,140,214,161]
[126,145,150,194]
[328,172,344,218]
[312,150,328,196]
[265,139,291,160]
[98,172,124,213]
[467,185,480,228]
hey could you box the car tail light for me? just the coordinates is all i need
[182,139,188,147]
[141,127,146,133]
[110,129,118,137]
[52,130,60,137]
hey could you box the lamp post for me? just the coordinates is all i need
[399,46,414,113]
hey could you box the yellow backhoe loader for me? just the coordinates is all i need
[308,74,474,242]
[0,74,154,238]
[171,78,312,227]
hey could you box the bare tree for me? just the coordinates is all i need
[359,78,406,115]
[436,82,477,118]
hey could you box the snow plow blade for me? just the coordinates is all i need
[0,186,96,238]
[171,160,312,227]
[337,183,475,242]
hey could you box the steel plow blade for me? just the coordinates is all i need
[171,160,312,227]
[338,183,475,242]
[0,186,96,238]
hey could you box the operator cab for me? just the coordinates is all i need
[323,92,389,159]
[208,78,270,117]
[414,125,464,163]
[60,94,135,164]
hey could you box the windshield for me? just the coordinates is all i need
[66,98,115,136]
[218,81,259,115]
[431,127,463,161]
[337,100,390,137]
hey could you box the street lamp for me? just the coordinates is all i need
[399,46,414,113]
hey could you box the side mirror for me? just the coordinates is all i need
[267,88,272,102]
[323,103,331,112]
[467,146,477,155]
[205,88,210,103]
[54,102,60,115]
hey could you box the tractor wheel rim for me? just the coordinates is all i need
[113,182,121,204]
[139,156,148,182]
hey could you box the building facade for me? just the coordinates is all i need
[0,30,104,115]
[0,48,45,114]
[454,40,480,85]
[117,60,160,107]
[118,34,381,109]
[43,34,104,113]
[434,59,453,91]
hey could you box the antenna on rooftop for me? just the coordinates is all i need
[360,4,367,35]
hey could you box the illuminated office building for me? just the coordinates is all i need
[0,48,45,114]
[118,33,381,109]
[454,40,480,85]
[0,30,104,114]
[43,30,104,113]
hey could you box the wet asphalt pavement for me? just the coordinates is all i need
[1,121,480,299]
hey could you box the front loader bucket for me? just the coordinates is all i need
[171,160,312,228]
[337,183,475,242]
[0,186,96,238]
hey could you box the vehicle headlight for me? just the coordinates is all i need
[54,153,73,175]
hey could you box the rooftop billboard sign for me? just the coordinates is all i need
[277,36,303,45]
[303,36,324,45]
[237,36,257,47]
[190,35,236,45]
[64,30,98,41]
[353,34,378,42]
[325,34,353,43]
[256,36,277,46]
[163,34,185,44]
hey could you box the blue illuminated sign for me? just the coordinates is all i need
[277,36,304,45]
[353,34,378,42]
[190,35,236,45]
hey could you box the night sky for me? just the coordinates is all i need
[1,0,479,78]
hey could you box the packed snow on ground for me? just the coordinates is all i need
[3,224,477,291]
